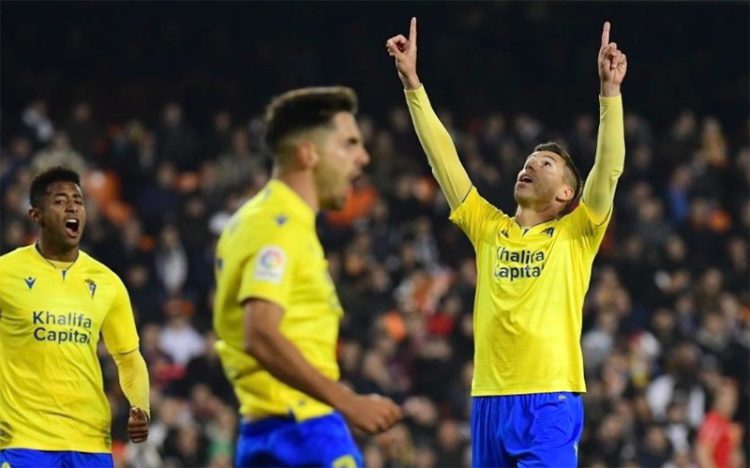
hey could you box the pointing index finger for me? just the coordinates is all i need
[409,17,417,45]
[601,21,611,48]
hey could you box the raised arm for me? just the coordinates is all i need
[386,18,472,211]
[582,21,628,223]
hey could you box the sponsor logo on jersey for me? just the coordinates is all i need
[31,310,94,345]
[494,246,546,281]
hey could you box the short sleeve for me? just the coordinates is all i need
[101,276,140,354]
[237,232,299,311]
[449,186,507,246]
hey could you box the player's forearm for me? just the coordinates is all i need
[112,349,150,418]
[404,86,472,210]
[581,93,625,223]
[246,330,350,409]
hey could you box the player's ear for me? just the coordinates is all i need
[556,185,575,204]
[29,206,43,225]
[294,140,319,169]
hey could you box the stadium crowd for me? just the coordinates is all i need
[1,88,747,467]
[2,3,749,467]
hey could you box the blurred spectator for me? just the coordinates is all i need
[64,101,101,159]
[32,130,88,175]
[20,99,54,147]
[695,380,744,468]
[0,11,746,464]
[157,102,199,171]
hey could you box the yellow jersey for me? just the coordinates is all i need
[213,179,343,421]
[451,189,610,395]
[404,86,624,396]
[0,245,140,452]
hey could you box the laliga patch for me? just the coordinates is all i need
[254,246,287,283]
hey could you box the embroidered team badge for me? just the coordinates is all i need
[85,278,97,298]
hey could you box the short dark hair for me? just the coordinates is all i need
[30,166,81,208]
[533,141,582,202]
[264,86,358,153]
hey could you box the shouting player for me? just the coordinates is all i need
[0,167,149,467]
[213,87,402,467]
[387,18,627,466]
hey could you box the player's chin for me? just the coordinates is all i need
[62,233,82,247]
[328,197,347,211]
[321,192,348,211]
[513,187,531,204]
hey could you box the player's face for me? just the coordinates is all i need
[32,181,86,250]
[314,112,370,210]
[513,151,570,208]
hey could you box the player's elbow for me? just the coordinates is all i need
[242,298,284,362]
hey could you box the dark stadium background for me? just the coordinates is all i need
[2,2,748,467]
[2,2,748,131]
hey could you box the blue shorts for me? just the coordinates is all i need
[471,392,583,468]
[0,449,113,468]
[235,411,363,467]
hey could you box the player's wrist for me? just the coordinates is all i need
[600,82,620,97]
[330,384,357,413]
[403,74,422,91]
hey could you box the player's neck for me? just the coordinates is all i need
[275,170,319,213]
[36,238,79,262]
[514,205,558,228]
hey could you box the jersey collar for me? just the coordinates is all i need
[267,179,316,228]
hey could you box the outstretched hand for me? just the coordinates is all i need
[386,17,421,90]
[598,21,627,96]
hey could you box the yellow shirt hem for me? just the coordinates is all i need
[471,384,587,397]
[2,441,110,453]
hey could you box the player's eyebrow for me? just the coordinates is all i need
[51,192,83,198]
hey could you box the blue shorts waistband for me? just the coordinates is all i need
[240,416,296,436]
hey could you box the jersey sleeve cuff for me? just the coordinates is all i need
[598,94,622,107]
[404,84,428,101]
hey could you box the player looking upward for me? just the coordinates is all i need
[0,166,149,468]
[387,18,627,466]
[212,87,402,467]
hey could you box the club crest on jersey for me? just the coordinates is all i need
[85,278,97,298]
[275,214,288,225]
[24,277,36,290]
[254,246,287,283]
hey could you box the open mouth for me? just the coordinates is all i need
[349,173,363,185]
[64,219,80,237]
[518,175,533,184]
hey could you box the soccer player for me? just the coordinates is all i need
[213,87,402,467]
[0,167,150,467]
[386,18,627,466]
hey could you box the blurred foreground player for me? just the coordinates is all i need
[387,19,627,466]
[0,167,149,467]
[213,87,402,467]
